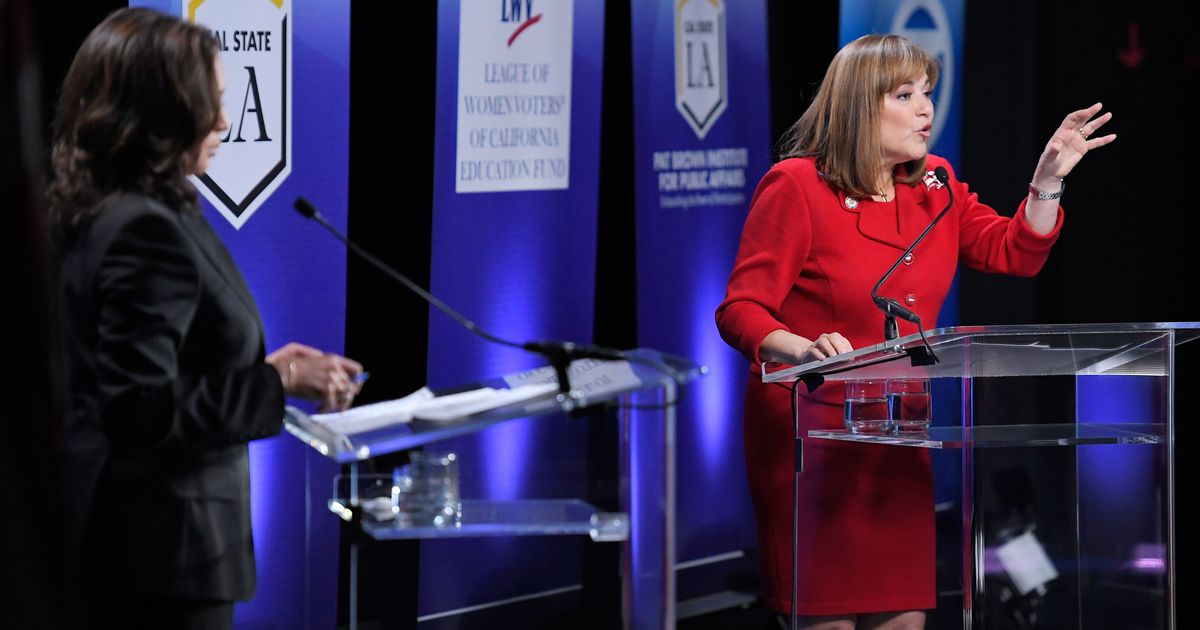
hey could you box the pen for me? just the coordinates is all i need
[354,371,370,385]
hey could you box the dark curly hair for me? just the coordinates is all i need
[46,7,221,243]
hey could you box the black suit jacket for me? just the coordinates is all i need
[58,193,284,601]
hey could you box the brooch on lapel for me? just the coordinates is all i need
[922,170,945,191]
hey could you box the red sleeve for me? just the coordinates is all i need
[949,162,1063,277]
[715,164,812,363]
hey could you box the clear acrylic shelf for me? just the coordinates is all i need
[333,499,629,542]
[808,423,1165,449]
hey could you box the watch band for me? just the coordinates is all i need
[1028,179,1065,201]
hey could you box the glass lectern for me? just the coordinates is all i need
[763,323,1198,629]
[284,348,704,629]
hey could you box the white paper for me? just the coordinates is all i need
[412,382,559,422]
[455,0,574,192]
[310,387,435,435]
[309,382,561,434]
[996,531,1059,595]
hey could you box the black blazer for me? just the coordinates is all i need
[57,193,284,601]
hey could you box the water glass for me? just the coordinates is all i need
[392,451,462,527]
[843,380,892,433]
[888,378,932,433]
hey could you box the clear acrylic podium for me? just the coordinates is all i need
[762,323,1199,629]
[284,348,705,629]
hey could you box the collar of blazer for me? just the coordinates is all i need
[841,187,907,250]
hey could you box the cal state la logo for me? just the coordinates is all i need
[675,0,727,140]
[186,0,292,229]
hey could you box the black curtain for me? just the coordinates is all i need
[961,3,1196,627]
[3,0,73,625]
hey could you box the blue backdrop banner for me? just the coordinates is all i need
[423,0,606,617]
[840,0,970,508]
[840,0,964,326]
[630,0,771,567]
[128,1,349,627]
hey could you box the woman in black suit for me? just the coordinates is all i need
[48,8,362,629]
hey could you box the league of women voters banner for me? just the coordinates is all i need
[422,0,607,619]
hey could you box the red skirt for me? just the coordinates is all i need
[743,376,936,615]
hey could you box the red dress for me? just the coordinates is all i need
[715,156,1061,615]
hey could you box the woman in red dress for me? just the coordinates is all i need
[715,34,1115,629]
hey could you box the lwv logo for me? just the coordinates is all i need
[674,0,727,140]
[500,0,542,47]
[187,0,292,229]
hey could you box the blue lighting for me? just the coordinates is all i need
[690,272,738,474]
[1077,375,1156,508]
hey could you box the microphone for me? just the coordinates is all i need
[293,197,672,394]
[293,197,522,350]
[870,166,954,360]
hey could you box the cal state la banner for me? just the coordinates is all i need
[631,0,770,565]
[130,2,348,628]
[188,0,292,228]
[422,0,605,617]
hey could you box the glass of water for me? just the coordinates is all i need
[844,380,892,433]
[392,451,462,527]
[888,378,932,433]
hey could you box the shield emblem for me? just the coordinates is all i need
[186,0,292,229]
[675,0,727,140]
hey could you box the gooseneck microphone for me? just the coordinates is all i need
[870,166,953,361]
[293,197,675,394]
[293,197,524,351]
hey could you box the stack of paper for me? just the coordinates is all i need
[309,382,559,435]
[412,382,559,421]
[310,387,435,435]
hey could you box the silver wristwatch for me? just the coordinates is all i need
[1028,179,1065,201]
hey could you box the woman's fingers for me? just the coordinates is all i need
[273,347,364,408]
[324,379,344,411]
[803,332,854,363]
[827,332,853,354]
[335,355,364,377]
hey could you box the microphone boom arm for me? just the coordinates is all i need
[292,198,683,395]
[871,167,954,341]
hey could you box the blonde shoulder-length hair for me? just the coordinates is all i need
[779,34,939,198]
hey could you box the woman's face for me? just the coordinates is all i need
[878,73,933,168]
[190,57,229,176]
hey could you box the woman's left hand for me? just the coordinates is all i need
[1031,103,1116,188]
[266,342,364,412]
